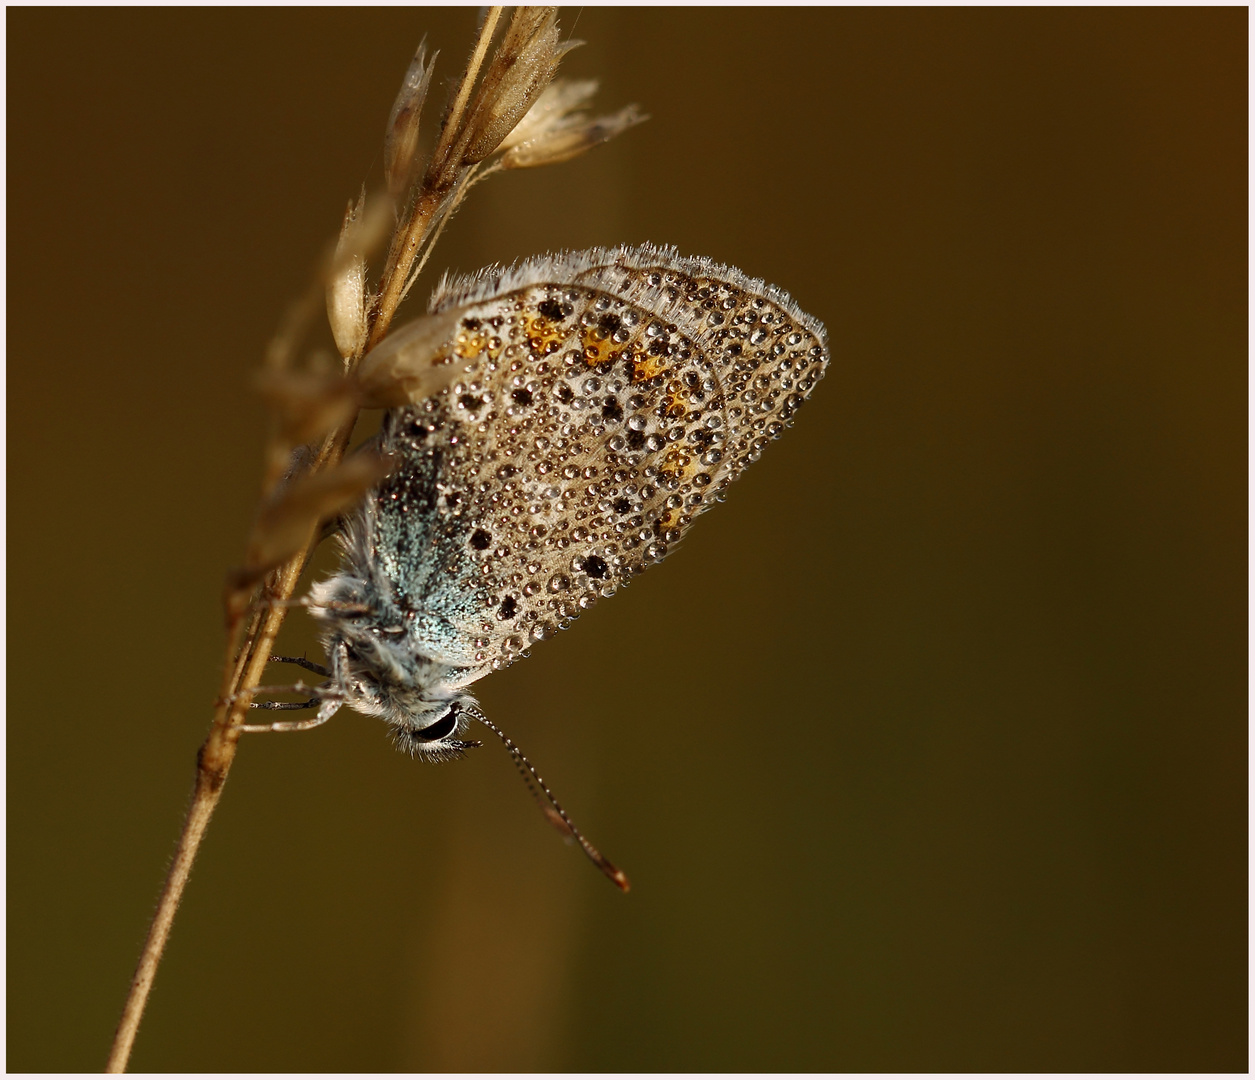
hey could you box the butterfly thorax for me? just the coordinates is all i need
[309,565,481,759]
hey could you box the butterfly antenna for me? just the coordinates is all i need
[463,705,630,892]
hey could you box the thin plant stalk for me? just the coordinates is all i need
[105,443,347,1074]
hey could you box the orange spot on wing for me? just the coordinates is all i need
[628,349,668,383]
[526,313,567,354]
[580,326,618,367]
[659,447,692,479]
[454,327,489,359]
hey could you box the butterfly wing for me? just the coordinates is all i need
[360,243,829,678]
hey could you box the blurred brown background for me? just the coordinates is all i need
[8,8,1245,1072]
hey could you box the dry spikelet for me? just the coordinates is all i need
[353,308,466,408]
[326,196,370,360]
[254,367,358,449]
[498,77,599,150]
[238,451,393,587]
[384,40,437,198]
[452,8,572,172]
[324,192,392,358]
[502,101,647,170]
[466,14,566,161]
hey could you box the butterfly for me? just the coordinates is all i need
[250,243,828,883]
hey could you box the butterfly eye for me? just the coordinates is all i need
[412,704,460,742]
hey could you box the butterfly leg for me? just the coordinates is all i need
[238,711,330,733]
[226,679,320,703]
[268,654,332,678]
[249,697,322,712]
[237,687,344,734]
[223,679,324,724]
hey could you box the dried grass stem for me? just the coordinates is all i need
[106,8,642,1070]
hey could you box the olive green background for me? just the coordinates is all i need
[8,7,1246,1072]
